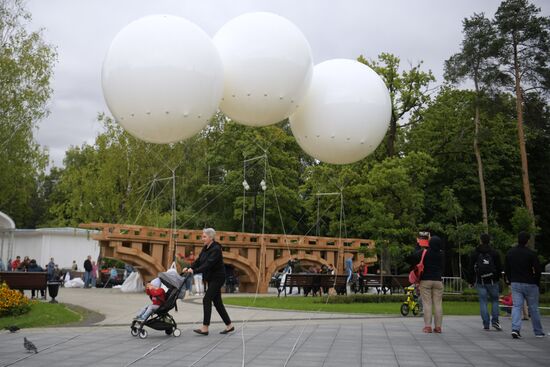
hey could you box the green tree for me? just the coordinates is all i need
[0,0,56,227]
[406,89,522,230]
[494,0,550,223]
[445,13,503,231]
[523,92,550,259]
[358,53,435,157]
[297,152,436,274]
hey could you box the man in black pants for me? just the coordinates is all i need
[183,228,234,335]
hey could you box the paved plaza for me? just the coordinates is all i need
[1,288,549,367]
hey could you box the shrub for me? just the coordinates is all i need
[0,282,32,317]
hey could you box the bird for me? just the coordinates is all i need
[6,325,20,333]
[23,337,38,353]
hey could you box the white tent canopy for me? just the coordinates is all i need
[0,211,15,230]
[0,211,15,266]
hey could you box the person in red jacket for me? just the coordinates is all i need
[134,278,166,322]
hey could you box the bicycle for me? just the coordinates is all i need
[400,285,422,316]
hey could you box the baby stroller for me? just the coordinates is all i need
[130,271,190,339]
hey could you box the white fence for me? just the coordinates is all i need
[442,276,463,294]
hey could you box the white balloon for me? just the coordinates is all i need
[102,15,223,144]
[213,12,313,127]
[289,59,391,164]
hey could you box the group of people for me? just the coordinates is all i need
[346,260,370,294]
[467,231,546,338]
[0,256,63,299]
[411,231,546,339]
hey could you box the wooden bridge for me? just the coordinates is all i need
[80,223,376,293]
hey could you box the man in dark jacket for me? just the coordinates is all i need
[83,255,93,288]
[468,233,502,331]
[505,231,545,339]
[27,259,45,299]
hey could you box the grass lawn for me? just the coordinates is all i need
[224,296,550,316]
[0,302,82,330]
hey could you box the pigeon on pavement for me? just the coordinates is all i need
[6,326,20,333]
[24,337,38,353]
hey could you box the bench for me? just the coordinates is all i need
[278,274,348,297]
[0,271,48,296]
[354,274,410,294]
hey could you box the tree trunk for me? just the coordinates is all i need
[473,94,489,231]
[386,112,397,157]
[512,35,535,236]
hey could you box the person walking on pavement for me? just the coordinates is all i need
[505,231,546,339]
[182,228,234,335]
[468,233,502,331]
[345,255,353,295]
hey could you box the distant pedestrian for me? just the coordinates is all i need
[91,261,98,288]
[505,231,546,339]
[83,256,92,288]
[0,258,5,271]
[71,260,78,271]
[345,255,353,294]
[19,256,30,271]
[27,259,45,299]
[468,234,502,331]
[47,258,55,281]
[11,256,21,271]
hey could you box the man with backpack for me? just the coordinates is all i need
[468,233,502,331]
[505,231,546,339]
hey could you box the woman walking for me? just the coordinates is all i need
[183,228,234,335]
[415,235,445,333]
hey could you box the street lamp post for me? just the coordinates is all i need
[243,178,267,233]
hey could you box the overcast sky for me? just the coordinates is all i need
[26,0,550,168]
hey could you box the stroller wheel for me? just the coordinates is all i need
[173,328,181,337]
[131,327,139,337]
[400,303,409,316]
[165,329,173,335]
[139,329,148,339]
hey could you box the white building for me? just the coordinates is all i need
[0,211,99,269]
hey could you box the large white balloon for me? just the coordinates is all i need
[102,15,223,144]
[289,59,391,164]
[213,12,313,127]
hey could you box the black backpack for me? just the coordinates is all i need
[475,252,496,281]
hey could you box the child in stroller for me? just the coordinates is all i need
[130,271,189,339]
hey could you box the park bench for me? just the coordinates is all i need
[356,274,411,294]
[0,271,48,296]
[278,274,347,297]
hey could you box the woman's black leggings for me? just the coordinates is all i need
[202,277,231,326]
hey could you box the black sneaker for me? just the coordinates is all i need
[492,322,502,331]
[511,330,522,339]
[483,326,490,331]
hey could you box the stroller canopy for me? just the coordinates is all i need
[159,270,185,290]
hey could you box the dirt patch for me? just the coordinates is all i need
[59,304,105,327]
